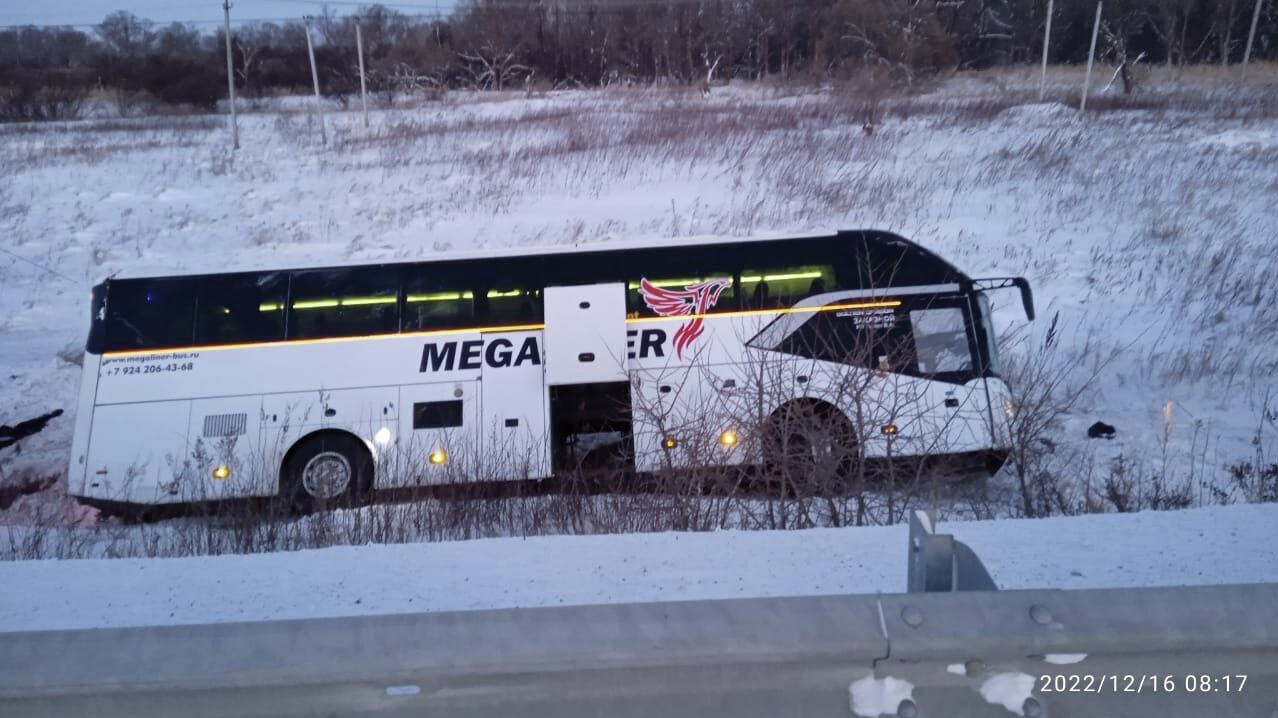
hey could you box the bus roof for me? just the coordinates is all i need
[100,229,971,286]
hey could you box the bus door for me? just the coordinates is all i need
[479,330,551,480]
[892,293,989,454]
[543,283,633,473]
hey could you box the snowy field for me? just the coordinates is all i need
[2,66,1277,528]
[3,503,1275,632]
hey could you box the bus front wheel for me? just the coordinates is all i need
[763,402,857,489]
[281,433,372,513]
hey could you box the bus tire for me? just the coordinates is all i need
[763,401,857,488]
[281,433,372,514]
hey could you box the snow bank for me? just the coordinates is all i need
[995,101,1076,123]
[2,503,1274,632]
[1194,129,1278,151]
[2,78,1277,520]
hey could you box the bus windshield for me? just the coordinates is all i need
[910,307,972,375]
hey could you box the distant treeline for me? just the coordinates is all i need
[1,0,1274,120]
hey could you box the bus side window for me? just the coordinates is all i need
[195,272,288,345]
[627,275,736,315]
[485,288,543,324]
[289,267,400,340]
[104,278,198,351]
[404,268,475,331]
[740,265,835,309]
[867,320,919,373]
[480,258,544,325]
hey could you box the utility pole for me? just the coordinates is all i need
[1080,1,1102,113]
[1039,0,1054,102]
[355,19,369,128]
[222,0,239,150]
[1241,0,1264,82]
[303,16,327,145]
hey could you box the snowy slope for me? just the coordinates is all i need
[2,503,1275,632]
[1,72,1277,520]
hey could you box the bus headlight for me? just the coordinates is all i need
[428,450,448,465]
[212,465,231,480]
[718,430,738,447]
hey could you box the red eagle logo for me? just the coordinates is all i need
[638,277,731,359]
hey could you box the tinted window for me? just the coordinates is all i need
[480,258,544,325]
[772,297,980,383]
[778,304,915,371]
[194,272,288,345]
[740,264,835,309]
[621,248,736,317]
[629,275,736,317]
[404,263,476,331]
[735,239,849,309]
[542,249,627,288]
[413,400,464,429]
[289,267,400,339]
[104,278,197,351]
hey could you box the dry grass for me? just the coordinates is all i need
[2,67,1277,555]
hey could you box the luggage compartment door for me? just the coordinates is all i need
[543,283,628,386]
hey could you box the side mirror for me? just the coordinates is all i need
[1013,277,1035,321]
[969,277,1036,321]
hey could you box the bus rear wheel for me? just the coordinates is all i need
[282,434,372,514]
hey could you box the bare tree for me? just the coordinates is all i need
[96,11,155,56]
[1146,0,1198,68]
[1212,0,1245,64]
[458,45,530,90]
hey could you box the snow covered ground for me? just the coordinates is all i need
[1,68,1277,524]
[3,503,1274,632]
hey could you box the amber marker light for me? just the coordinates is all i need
[212,465,231,479]
[719,430,739,447]
[881,424,899,436]
[662,437,678,449]
[428,450,448,465]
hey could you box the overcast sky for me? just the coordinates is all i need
[1,1,452,28]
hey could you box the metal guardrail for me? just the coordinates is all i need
[1,516,1275,717]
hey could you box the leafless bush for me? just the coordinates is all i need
[0,71,88,123]
[1102,455,1193,512]
[107,88,158,119]
[998,312,1124,518]
[1227,389,1278,503]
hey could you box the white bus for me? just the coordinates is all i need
[67,230,1034,514]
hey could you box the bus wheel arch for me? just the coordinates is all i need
[763,399,859,482]
[279,429,374,513]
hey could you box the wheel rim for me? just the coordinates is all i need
[769,408,857,478]
[301,451,352,499]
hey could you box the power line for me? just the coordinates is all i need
[0,246,78,285]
